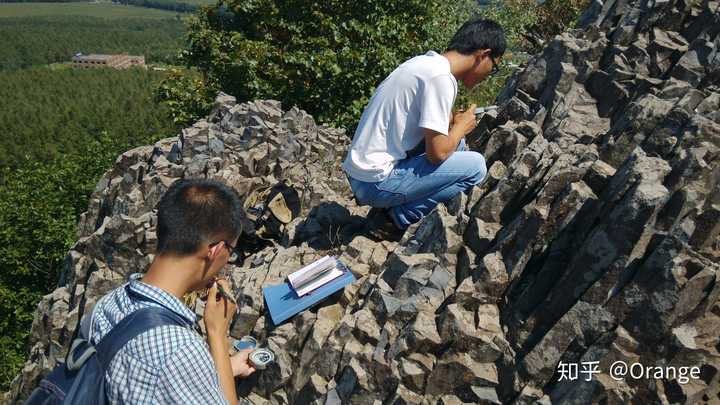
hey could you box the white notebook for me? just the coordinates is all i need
[288,255,344,297]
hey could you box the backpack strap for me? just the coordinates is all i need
[94,306,190,370]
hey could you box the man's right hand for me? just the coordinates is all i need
[204,279,239,405]
[204,279,237,337]
[452,103,478,137]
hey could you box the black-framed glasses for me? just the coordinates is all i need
[489,57,501,77]
[211,240,239,264]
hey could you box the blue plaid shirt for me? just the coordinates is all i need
[89,273,228,404]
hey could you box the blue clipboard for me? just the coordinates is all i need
[262,260,355,326]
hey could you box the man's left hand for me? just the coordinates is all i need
[452,104,478,137]
[230,348,257,378]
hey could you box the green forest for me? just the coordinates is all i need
[0,3,188,388]
[0,16,185,70]
[0,0,588,393]
[0,67,177,389]
[0,68,176,167]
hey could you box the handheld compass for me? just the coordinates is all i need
[232,336,275,370]
[248,348,275,370]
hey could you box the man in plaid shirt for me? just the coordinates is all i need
[87,178,254,404]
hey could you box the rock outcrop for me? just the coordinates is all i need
[4,0,720,403]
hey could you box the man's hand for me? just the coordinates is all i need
[425,104,479,165]
[204,279,239,405]
[453,104,478,137]
[204,279,237,337]
[451,110,462,127]
[230,349,257,378]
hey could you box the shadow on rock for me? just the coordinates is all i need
[289,201,368,250]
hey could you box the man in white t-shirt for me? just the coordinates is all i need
[342,18,506,240]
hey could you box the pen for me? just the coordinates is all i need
[300,266,335,287]
[216,282,238,307]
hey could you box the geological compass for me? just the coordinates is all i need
[232,336,275,370]
[248,348,275,370]
[474,105,498,116]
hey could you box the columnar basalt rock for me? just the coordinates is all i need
[4,0,720,403]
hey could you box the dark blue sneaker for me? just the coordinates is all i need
[364,207,405,242]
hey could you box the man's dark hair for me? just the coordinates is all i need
[447,18,506,58]
[156,178,245,256]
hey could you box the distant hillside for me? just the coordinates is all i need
[0,14,184,69]
[0,0,215,13]
[0,2,179,17]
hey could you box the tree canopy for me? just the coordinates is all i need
[159,0,589,129]
[159,0,480,128]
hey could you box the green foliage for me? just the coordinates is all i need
[0,16,185,70]
[479,0,590,52]
[478,0,539,50]
[0,0,85,2]
[458,0,588,107]
[172,0,216,5]
[0,67,176,390]
[0,0,215,3]
[161,0,480,129]
[0,285,38,391]
[0,67,176,168]
[0,133,120,391]
[156,68,219,127]
[160,0,589,128]
[526,0,589,45]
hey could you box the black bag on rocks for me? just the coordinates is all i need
[243,180,301,240]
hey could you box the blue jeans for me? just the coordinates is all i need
[348,139,487,229]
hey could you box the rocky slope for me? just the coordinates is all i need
[4,0,720,403]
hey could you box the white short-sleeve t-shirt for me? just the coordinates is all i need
[342,51,457,182]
